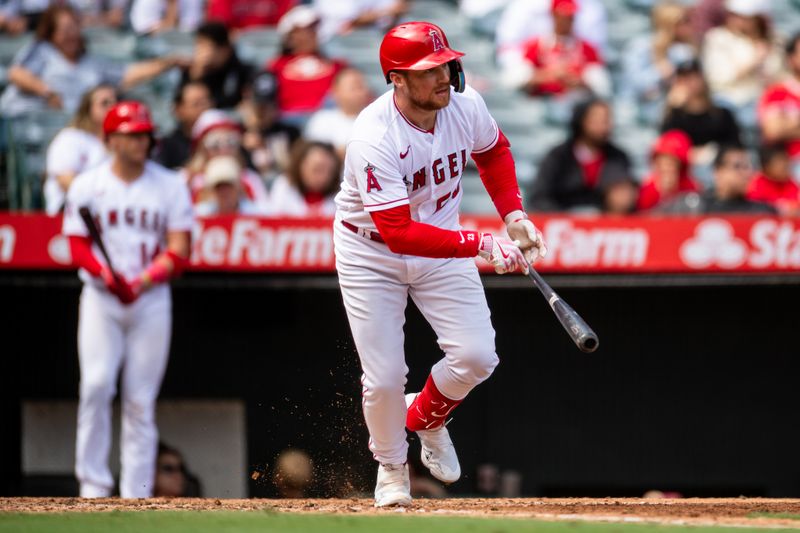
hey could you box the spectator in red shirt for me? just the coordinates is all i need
[509,0,610,100]
[638,130,700,211]
[746,143,800,216]
[207,0,296,32]
[266,6,346,123]
[525,99,634,213]
[759,33,800,178]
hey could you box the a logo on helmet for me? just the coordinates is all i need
[429,29,444,52]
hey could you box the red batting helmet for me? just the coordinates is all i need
[379,21,466,92]
[103,101,155,137]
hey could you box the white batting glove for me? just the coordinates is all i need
[477,233,528,274]
[506,217,547,264]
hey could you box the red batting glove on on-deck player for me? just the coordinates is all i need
[100,266,139,305]
[69,236,139,305]
[477,233,529,274]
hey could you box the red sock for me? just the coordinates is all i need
[406,375,463,431]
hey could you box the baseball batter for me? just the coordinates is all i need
[334,22,547,506]
[62,101,194,498]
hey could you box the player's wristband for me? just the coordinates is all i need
[140,250,188,288]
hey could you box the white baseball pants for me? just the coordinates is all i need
[334,223,499,465]
[75,283,172,498]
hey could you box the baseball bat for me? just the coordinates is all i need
[524,259,599,353]
[78,206,124,285]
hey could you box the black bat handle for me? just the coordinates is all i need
[525,262,599,353]
[77,206,123,285]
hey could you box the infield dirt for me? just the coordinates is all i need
[2,498,800,529]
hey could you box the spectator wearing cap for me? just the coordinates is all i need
[303,67,373,160]
[44,84,116,215]
[659,143,776,214]
[622,1,697,125]
[525,99,634,213]
[130,0,205,35]
[153,81,213,170]
[269,140,340,217]
[195,155,267,216]
[504,0,610,116]
[181,21,253,110]
[313,0,409,42]
[0,4,185,117]
[638,130,700,211]
[746,143,800,216]
[701,0,783,129]
[496,0,607,74]
[186,109,271,208]
[266,5,347,124]
[240,71,301,180]
[758,33,800,179]
[207,0,296,32]
[661,58,741,186]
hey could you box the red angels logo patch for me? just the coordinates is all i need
[429,29,444,52]
[364,163,382,193]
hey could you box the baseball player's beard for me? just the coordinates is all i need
[409,89,451,112]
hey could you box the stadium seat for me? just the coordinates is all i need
[0,33,32,63]
[4,111,70,209]
[136,30,195,59]
[83,27,137,61]
[236,28,280,67]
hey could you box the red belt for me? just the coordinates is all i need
[341,220,385,244]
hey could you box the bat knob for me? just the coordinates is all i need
[578,334,599,353]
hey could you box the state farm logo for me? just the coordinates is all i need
[680,219,747,268]
[539,219,649,267]
[192,219,334,268]
[0,224,15,263]
[680,218,800,270]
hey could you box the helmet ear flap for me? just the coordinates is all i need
[448,59,465,93]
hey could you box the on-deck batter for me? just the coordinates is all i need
[334,22,548,507]
[62,101,194,498]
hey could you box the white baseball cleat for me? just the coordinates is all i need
[405,393,462,484]
[374,463,412,507]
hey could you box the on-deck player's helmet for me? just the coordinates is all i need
[103,101,155,137]
[379,21,466,93]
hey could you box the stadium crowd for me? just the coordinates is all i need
[1,0,800,219]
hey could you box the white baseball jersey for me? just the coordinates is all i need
[334,85,499,234]
[44,127,109,215]
[63,160,194,283]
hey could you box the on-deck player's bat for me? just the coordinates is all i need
[524,258,599,353]
[78,206,124,285]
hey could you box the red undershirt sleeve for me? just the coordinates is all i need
[471,130,524,219]
[68,235,103,277]
[370,204,481,258]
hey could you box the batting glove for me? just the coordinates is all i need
[99,266,139,305]
[506,218,547,264]
[477,233,528,274]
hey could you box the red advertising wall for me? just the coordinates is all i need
[1,213,799,273]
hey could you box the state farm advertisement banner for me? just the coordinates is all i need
[1,213,799,273]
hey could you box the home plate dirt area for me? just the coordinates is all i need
[2,497,800,528]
